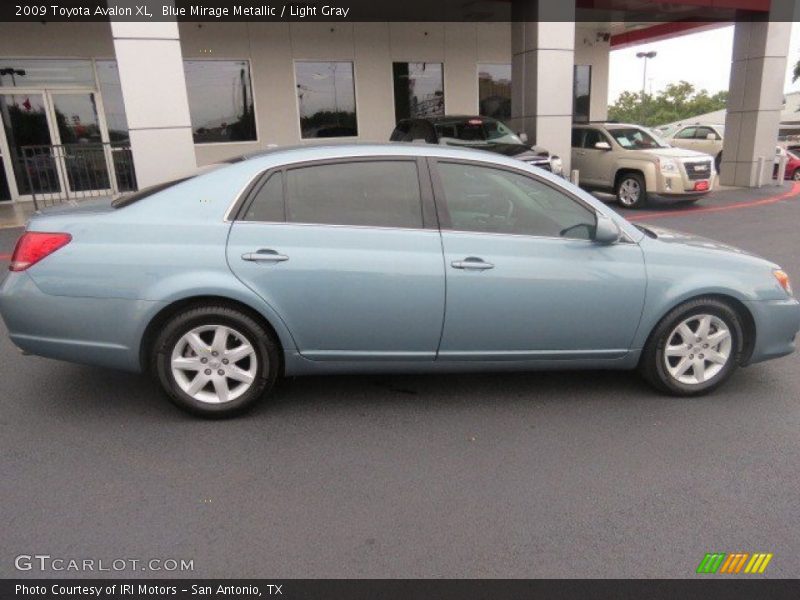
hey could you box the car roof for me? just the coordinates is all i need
[399,115,498,124]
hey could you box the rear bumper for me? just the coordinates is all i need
[0,271,159,372]
[744,298,800,365]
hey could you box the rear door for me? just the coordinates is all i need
[227,157,445,361]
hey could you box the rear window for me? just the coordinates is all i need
[111,177,192,209]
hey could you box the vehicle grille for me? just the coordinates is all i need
[684,160,712,180]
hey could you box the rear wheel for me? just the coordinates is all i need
[792,169,800,181]
[715,152,722,173]
[615,172,646,209]
[152,305,280,417]
[640,298,744,396]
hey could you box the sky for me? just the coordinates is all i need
[608,22,800,102]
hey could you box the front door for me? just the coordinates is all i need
[227,158,446,361]
[431,159,646,360]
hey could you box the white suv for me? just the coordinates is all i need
[571,123,716,209]
[667,124,724,172]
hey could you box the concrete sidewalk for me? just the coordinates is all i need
[0,202,35,229]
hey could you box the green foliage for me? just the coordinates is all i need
[794,58,800,83]
[608,81,728,127]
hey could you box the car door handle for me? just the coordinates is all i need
[451,257,494,270]
[241,249,289,263]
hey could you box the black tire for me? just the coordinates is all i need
[639,298,744,397]
[792,169,800,181]
[715,152,722,173]
[152,304,280,418]
[615,172,647,209]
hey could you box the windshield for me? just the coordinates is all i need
[607,126,670,150]
[434,118,524,146]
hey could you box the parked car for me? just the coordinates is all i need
[774,149,800,180]
[391,115,563,176]
[666,123,724,172]
[572,122,716,209]
[1,144,798,418]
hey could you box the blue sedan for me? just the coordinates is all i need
[1,144,798,417]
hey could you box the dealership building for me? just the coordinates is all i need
[0,0,796,204]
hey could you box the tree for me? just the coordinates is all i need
[608,81,728,127]
[794,58,800,82]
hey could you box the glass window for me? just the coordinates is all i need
[244,172,284,222]
[437,162,596,240]
[607,126,668,150]
[286,161,423,229]
[478,64,511,120]
[393,63,444,121]
[295,61,357,139]
[571,128,585,148]
[0,59,94,88]
[573,65,592,123]
[583,129,607,149]
[96,60,129,143]
[695,126,719,140]
[674,127,697,140]
[434,117,523,145]
[184,60,256,144]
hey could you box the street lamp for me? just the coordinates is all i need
[635,51,657,124]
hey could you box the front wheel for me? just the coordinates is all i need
[152,305,280,417]
[640,298,744,396]
[615,173,647,209]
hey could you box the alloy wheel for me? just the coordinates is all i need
[618,178,641,207]
[663,314,732,385]
[170,324,259,404]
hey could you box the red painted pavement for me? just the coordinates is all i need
[627,182,800,222]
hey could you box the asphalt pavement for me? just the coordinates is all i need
[1,184,799,578]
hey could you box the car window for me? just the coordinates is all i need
[583,129,606,149]
[695,126,719,140]
[390,121,410,141]
[285,161,424,229]
[243,172,284,222]
[607,127,668,149]
[437,162,596,240]
[408,121,436,143]
[674,127,697,140]
[571,128,585,148]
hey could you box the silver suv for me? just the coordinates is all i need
[571,123,715,209]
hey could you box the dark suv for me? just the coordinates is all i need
[390,115,562,176]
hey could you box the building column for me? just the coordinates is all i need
[720,2,796,187]
[110,5,196,188]
[510,1,576,172]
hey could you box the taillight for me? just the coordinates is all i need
[9,232,72,272]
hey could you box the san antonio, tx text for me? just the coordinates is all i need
[15,583,278,596]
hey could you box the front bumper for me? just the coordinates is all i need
[744,297,800,365]
[0,271,160,372]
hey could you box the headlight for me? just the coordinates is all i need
[659,159,679,174]
[774,269,793,295]
[550,156,563,176]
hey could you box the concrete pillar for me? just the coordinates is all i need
[720,2,796,187]
[110,3,196,189]
[510,1,576,171]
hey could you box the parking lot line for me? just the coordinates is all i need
[628,182,800,222]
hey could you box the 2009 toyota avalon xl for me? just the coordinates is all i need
[1,144,798,417]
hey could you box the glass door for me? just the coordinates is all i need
[47,91,112,193]
[0,93,59,197]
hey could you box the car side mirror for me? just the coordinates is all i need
[594,215,621,244]
[518,132,528,143]
[594,141,611,151]
[706,133,716,140]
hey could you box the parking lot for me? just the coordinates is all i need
[1,182,799,579]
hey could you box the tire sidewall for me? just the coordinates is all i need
[153,307,278,417]
[648,300,743,396]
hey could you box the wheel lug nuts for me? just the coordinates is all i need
[204,369,212,375]
[201,358,208,364]
[222,359,229,365]
[689,354,694,359]
[211,351,218,357]
[699,354,704,359]
[218,369,225,376]
[703,344,708,348]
